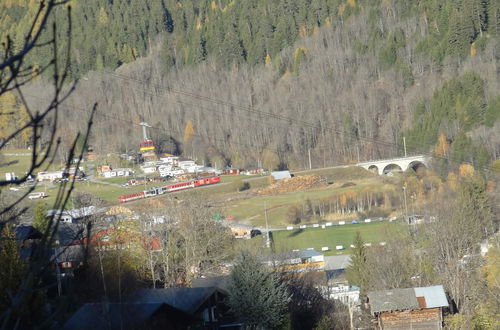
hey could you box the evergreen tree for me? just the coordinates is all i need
[0,225,26,313]
[227,251,289,329]
[32,201,48,234]
[346,232,370,293]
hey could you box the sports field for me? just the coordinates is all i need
[271,221,397,255]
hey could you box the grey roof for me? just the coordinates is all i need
[130,287,219,314]
[192,276,229,292]
[414,285,449,309]
[324,255,351,271]
[368,288,418,313]
[271,171,292,180]
[368,285,448,314]
[63,302,165,330]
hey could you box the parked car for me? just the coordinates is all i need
[351,220,359,224]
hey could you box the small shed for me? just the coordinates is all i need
[271,171,292,181]
[367,285,448,330]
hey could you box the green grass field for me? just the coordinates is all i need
[271,221,397,255]
[226,183,378,227]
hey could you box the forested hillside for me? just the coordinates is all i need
[2,0,500,172]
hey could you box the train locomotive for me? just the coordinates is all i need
[118,176,221,203]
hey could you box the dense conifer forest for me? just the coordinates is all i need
[1,0,500,172]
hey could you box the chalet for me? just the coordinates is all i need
[63,302,193,330]
[223,168,241,175]
[97,165,112,174]
[64,286,237,329]
[367,285,449,330]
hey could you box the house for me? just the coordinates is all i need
[141,166,157,174]
[325,284,360,305]
[367,285,449,330]
[243,167,264,175]
[47,206,101,224]
[97,165,112,174]
[52,245,86,274]
[177,158,196,169]
[271,171,292,180]
[261,249,326,273]
[129,287,233,328]
[159,155,178,164]
[223,168,241,175]
[128,177,149,185]
[63,302,193,330]
[324,254,352,281]
[37,170,66,182]
[102,168,134,178]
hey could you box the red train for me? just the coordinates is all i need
[118,176,221,203]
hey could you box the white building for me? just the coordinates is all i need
[141,166,157,174]
[159,156,178,164]
[326,284,360,305]
[102,168,134,178]
[37,170,65,182]
[178,159,196,170]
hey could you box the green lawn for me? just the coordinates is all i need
[226,183,375,227]
[271,221,397,255]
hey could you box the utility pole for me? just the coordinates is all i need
[403,136,407,157]
[403,185,409,222]
[308,148,312,170]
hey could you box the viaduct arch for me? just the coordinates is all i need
[357,155,429,175]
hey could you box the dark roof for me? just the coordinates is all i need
[51,245,86,263]
[56,223,86,246]
[130,287,219,314]
[367,285,448,314]
[13,225,42,241]
[192,276,229,292]
[63,302,165,330]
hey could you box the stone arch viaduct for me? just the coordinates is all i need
[357,155,429,175]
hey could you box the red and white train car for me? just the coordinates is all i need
[117,176,221,203]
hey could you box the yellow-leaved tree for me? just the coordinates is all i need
[183,120,196,144]
[0,91,18,140]
[459,163,475,177]
[434,133,449,157]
